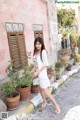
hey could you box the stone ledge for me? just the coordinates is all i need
[0,99,7,112]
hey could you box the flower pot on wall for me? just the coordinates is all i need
[17,86,31,101]
[5,92,20,110]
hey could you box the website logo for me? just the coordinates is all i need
[55,0,79,3]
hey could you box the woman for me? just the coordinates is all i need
[32,37,61,114]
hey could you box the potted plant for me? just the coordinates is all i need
[59,49,70,64]
[47,66,54,79]
[66,64,72,71]
[55,68,61,80]
[73,55,77,65]
[75,55,80,62]
[1,63,20,110]
[55,62,62,80]
[70,54,75,64]
[61,60,68,67]
[15,65,33,101]
[1,81,20,110]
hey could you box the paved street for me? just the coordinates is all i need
[27,71,80,120]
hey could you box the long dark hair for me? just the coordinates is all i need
[33,37,45,61]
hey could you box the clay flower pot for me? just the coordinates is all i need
[5,92,20,110]
[17,86,31,101]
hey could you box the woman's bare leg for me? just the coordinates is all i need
[43,88,60,112]
[39,86,47,108]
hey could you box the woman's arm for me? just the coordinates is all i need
[32,66,46,78]
[32,50,48,77]
[37,66,46,74]
[31,65,38,73]
[36,50,48,75]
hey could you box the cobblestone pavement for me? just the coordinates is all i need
[27,71,80,120]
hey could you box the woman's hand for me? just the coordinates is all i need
[34,65,38,70]
[32,72,38,78]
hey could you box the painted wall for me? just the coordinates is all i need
[47,0,60,66]
[0,0,50,76]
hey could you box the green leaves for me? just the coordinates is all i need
[14,65,33,88]
[1,81,16,98]
[55,62,62,73]
[1,62,34,97]
[57,8,75,28]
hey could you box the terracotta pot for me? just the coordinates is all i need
[61,55,70,63]
[31,85,40,93]
[5,92,20,110]
[56,73,61,80]
[17,86,31,101]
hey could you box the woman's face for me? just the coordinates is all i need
[35,41,42,51]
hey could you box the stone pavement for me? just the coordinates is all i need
[1,63,80,120]
[26,71,80,120]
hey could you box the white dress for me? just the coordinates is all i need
[33,50,51,88]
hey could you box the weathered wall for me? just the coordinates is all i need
[0,0,50,76]
[46,0,59,66]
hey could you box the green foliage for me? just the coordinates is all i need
[70,31,79,43]
[61,60,67,66]
[76,55,80,61]
[62,31,68,37]
[70,54,74,59]
[47,66,54,72]
[55,62,62,68]
[1,62,18,97]
[55,62,62,73]
[1,62,34,97]
[77,36,80,54]
[15,65,33,88]
[57,8,75,28]
[55,68,60,73]
[6,61,19,83]
[60,27,79,45]
[1,81,16,98]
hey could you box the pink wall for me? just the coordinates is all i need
[0,0,50,76]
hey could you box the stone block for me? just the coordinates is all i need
[0,99,7,112]
[61,75,68,81]
[57,79,64,86]
[52,82,59,90]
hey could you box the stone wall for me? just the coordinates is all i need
[0,0,50,76]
